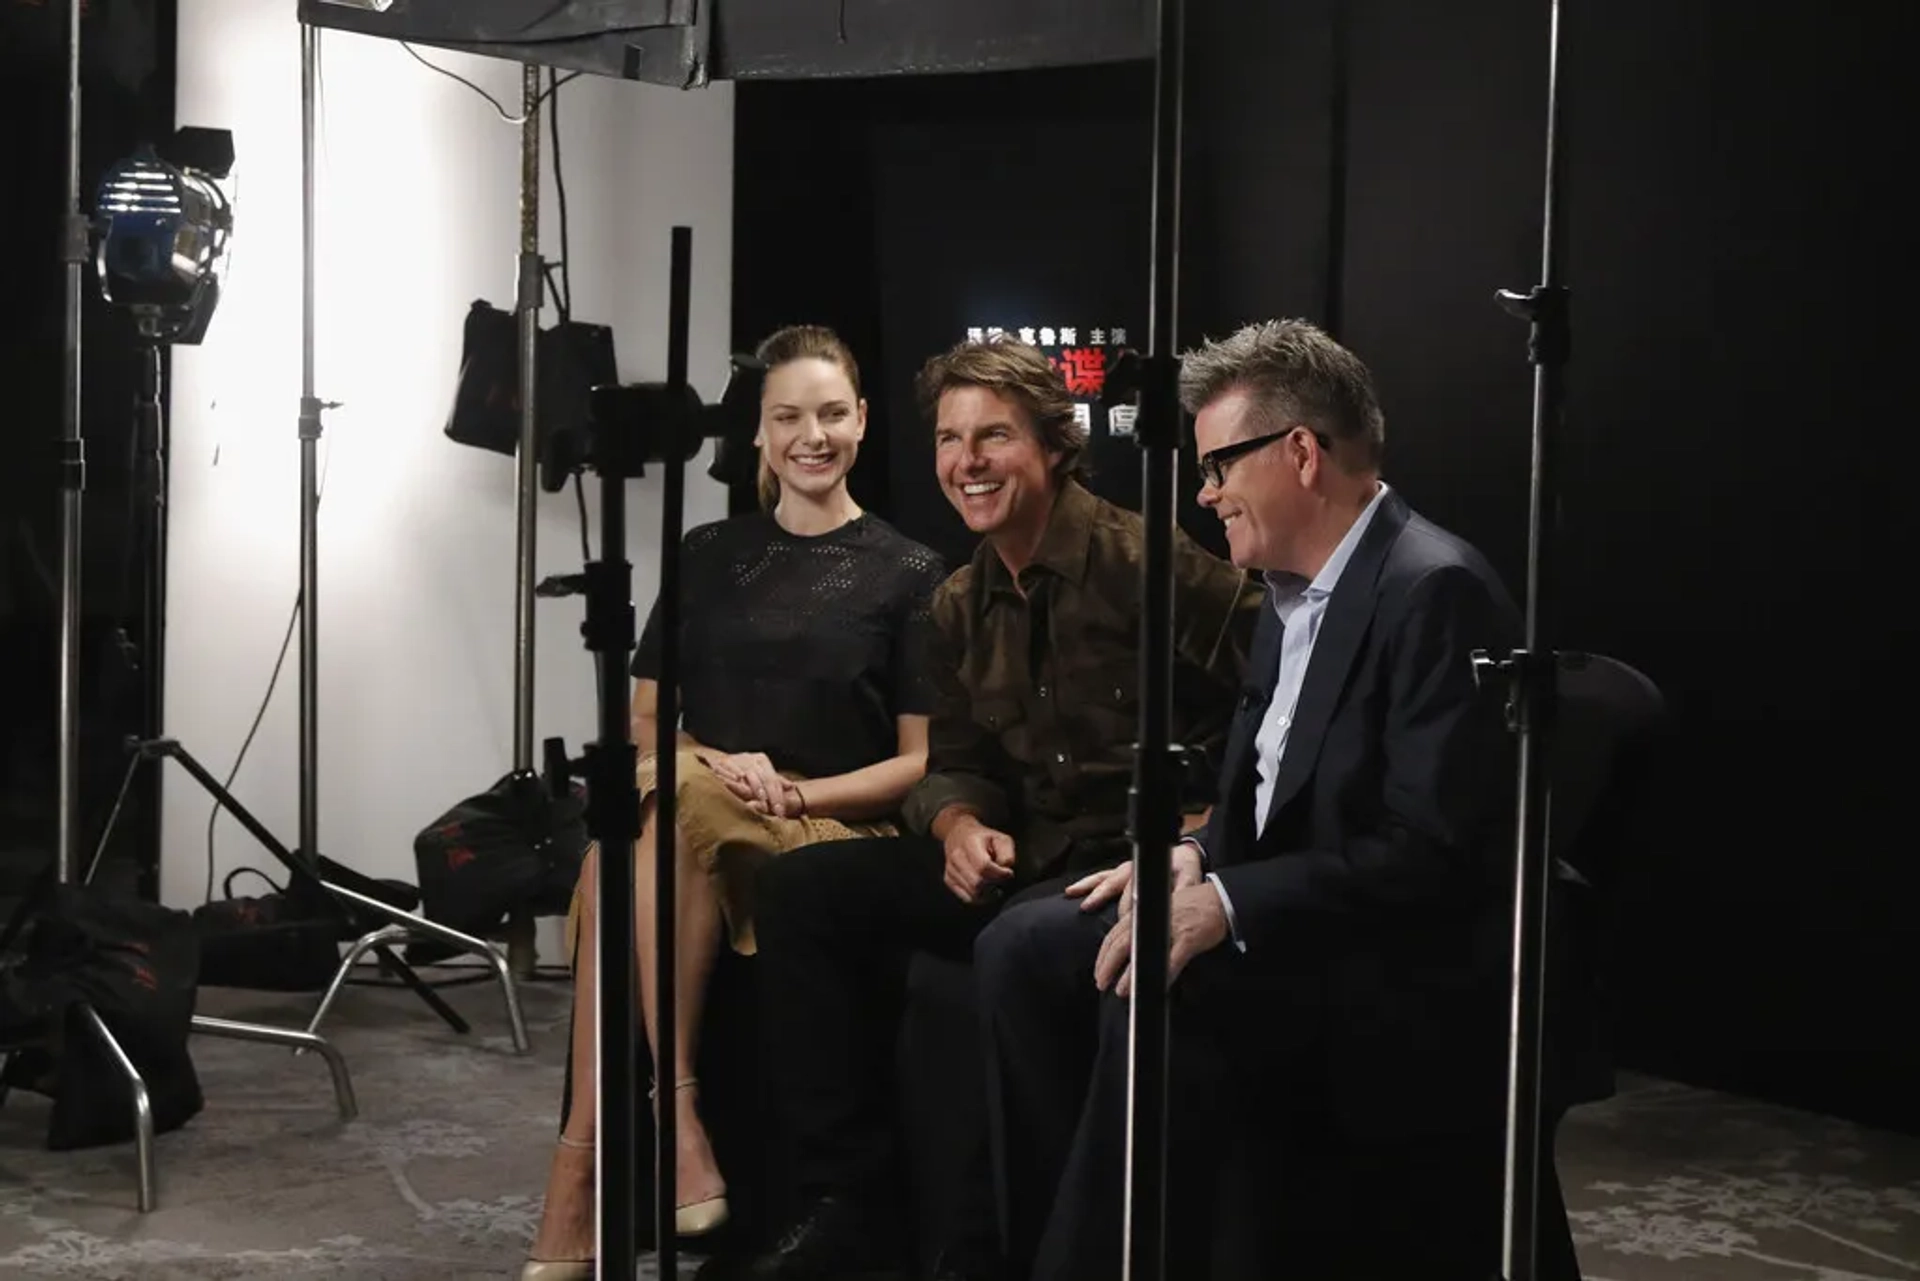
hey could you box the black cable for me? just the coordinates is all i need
[399,44,579,122]
[203,591,299,904]
[203,444,331,904]
[548,67,592,566]
[549,66,574,322]
[573,474,592,563]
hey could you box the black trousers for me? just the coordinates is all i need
[755,834,1050,1253]
[975,892,1583,1281]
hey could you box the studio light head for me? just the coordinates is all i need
[94,127,236,345]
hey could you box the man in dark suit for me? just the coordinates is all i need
[974,319,1576,1280]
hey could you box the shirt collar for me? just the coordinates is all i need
[1262,480,1390,607]
[977,479,1098,595]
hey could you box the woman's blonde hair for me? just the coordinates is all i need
[753,325,863,510]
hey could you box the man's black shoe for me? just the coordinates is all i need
[739,1195,902,1280]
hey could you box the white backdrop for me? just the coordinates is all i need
[165,2,733,962]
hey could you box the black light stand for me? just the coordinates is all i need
[543,226,761,1281]
[29,0,157,1167]
[1116,0,1189,1277]
[53,0,87,891]
[1477,2,1571,1278]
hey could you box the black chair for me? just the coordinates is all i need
[1203,650,1666,1280]
[1544,651,1667,1113]
[898,951,992,1278]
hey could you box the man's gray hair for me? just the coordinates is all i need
[1178,319,1386,467]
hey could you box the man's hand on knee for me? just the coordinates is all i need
[1064,843,1204,916]
[1093,880,1229,997]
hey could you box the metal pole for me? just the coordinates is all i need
[513,66,542,774]
[298,23,324,863]
[1494,1,1570,1277]
[650,223,693,1281]
[140,342,168,897]
[1124,0,1187,1277]
[54,0,87,884]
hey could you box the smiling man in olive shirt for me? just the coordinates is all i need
[735,338,1261,1281]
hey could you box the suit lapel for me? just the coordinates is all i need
[1259,493,1408,834]
[1218,610,1284,860]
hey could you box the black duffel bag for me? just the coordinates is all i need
[410,771,588,962]
[190,862,422,993]
[0,883,204,1150]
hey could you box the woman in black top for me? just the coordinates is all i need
[524,327,947,1278]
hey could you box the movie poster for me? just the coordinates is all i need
[958,322,1141,442]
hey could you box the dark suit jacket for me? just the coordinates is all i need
[1197,489,1522,1132]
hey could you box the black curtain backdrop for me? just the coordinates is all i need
[735,1,1911,1132]
[733,61,1212,572]
[2,2,176,902]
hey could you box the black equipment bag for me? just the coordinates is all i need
[411,771,588,962]
[445,299,617,460]
[189,861,421,993]
[191,884,344,993]
[0,884,204,1150]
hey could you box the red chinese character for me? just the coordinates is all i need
[1055,347,1107,397]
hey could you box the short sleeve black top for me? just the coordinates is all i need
[632,512,948,782]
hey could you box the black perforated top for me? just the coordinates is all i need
[632,512,948,782]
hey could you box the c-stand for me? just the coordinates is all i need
[76,312,527,1052]
[541,224,761,1281]
[1100,0,1190,1277]
[1475,2,1572,1279]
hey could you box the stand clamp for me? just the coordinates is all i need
[1496,284,1571,369]
[1471,648,1559,737]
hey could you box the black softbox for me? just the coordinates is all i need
[296,0,1152,86]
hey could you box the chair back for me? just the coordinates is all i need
[1549,651,1666,889]
[1544,651,1666,1110]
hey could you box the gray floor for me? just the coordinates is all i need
[0,978,1915,1280]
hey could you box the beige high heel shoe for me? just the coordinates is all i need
[659,1077,730,1237]
[519,1136,594,1280]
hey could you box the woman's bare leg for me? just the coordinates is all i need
[527,845,604,1262]
[634,797,728,1206]
[528,793,729,1261]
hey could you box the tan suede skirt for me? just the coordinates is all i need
[566,747,894,958]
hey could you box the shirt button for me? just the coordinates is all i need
[1056,752,1068,764]
[1038,685,1049,698]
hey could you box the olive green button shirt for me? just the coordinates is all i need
[901,481,1265,880]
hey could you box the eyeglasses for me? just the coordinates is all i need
[1195,425,1333,489]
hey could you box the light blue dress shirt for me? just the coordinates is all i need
[1206,482,1390,952]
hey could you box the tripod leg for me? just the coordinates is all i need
[303,925,407,1046]
[483,932,532,1054]
[80,1005,155,1212]
[192,1014,358,1121]
[371,944,472,1036]
[320,881,532,1053]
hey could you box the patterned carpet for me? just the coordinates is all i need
[1559,1078,1920,1280]
[0,976,1913,1280]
